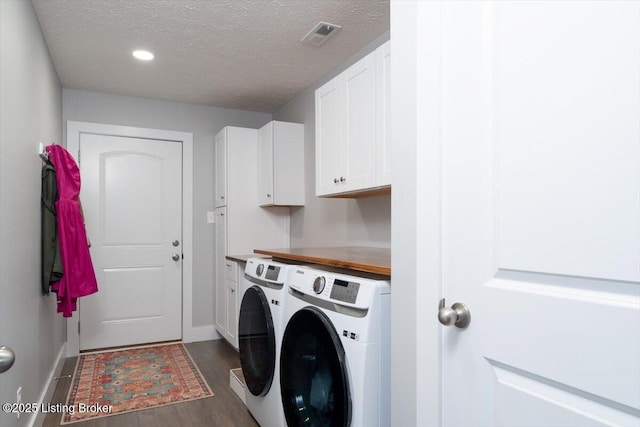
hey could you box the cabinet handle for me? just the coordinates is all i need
[334,178,339,184]
[267,194,272,198]
[340,176,346,182]
[231,289,235,293]
[221,196,225,199]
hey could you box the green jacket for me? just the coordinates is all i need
[41,160,63,294]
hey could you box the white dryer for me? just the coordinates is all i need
[280,265,391,427]
[239,257,291,427]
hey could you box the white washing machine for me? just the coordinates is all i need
[280,265,391,427]
[239,257,292,427]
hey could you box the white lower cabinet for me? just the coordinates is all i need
[215,257,241,349]
[224,261,240,348]
[214,207,227,336]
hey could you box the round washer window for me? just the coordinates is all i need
[280,307,351,427]
[238,286,276,397]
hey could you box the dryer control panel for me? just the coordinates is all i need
[288,266,389,311]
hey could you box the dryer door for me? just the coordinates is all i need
[238,286,276,396]
[280,307,351,427]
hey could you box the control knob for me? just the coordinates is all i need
[256,264,264,276]
[313,276,326,294]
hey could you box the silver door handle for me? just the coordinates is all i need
[172,254,181,261]
[0,346,15,374]
[172,240,180,247]
[438,298,470,328]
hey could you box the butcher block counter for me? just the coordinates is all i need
[253,247,391,277]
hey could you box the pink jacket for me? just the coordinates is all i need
[46,145,98,317]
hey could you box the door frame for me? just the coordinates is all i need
[390,2,444,426]
[65,120,194,356]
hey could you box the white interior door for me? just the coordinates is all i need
[435,2,640,426]
[79,134,183,351]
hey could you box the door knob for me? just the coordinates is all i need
[172,240,180,247]
[0,346,15,374]
[438,298,470,328]
[172,254,181,261]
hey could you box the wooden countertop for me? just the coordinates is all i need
[253,247,391,277]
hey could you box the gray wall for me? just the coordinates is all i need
[0,1,65,426]
[62,89,271,327]
[273,31,391,248]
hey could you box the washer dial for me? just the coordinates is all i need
[313,276,326,294]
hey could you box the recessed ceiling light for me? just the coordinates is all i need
[132,50,154,61]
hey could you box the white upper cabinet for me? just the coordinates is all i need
[214,129,227,207]
[315,76,344,196]
[375,40,392,186]
[315,40,391,197]
[258,120,305,206]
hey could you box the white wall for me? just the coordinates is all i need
[0,1,66,426]
[62,89,271,328]
[273,32,391,248]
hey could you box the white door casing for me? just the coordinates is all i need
[78,134,182,351]
[66,121,193,356]
[391,1,640,426]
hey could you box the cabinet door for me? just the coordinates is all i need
[315,76,345,196]
[343,53,376,193]
[214,207,227,335]
[225,277,238,348]
[376,40,392,186]
[214,129,227,207]
[258,121,274,206]
[273,121,305,205]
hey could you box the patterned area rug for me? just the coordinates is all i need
[61,342,213,424]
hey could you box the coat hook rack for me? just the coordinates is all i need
[39,142,49,161]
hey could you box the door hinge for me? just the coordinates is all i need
[78,322,80,335]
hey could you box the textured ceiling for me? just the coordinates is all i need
[32,0,390,113]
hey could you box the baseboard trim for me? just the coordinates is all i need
[28,342,66,427]
[184,325,222,343]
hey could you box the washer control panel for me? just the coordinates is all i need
[329,278,360,304]
[264,264,281,281]
[245,258,287,284]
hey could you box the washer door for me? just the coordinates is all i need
[280,307,351,427]
[239,286,276,397]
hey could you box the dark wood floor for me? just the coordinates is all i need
[43,340,259,427]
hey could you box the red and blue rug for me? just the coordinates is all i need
[61,342,213,424]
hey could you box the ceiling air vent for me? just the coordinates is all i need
[301,22,342,46]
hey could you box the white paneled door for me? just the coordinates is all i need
[393,1,639,426]
[439,2,640,426]
[78,134,182,351]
